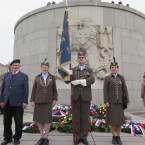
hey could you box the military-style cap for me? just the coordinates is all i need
[10,59,20,65]
[77,52,86,58]
[41,58,49,67]
[110,57,118,67]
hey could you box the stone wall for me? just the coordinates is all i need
[14,2,145,111]
[0,64,7,76]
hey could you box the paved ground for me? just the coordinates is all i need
[0,111,145,145]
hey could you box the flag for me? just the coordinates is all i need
[57,8,71,81]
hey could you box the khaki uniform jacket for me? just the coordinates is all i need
[141,82,145,106]
[104,74,129,104]
[30,73,57,103]
[72,65,95,101]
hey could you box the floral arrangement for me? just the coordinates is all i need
[121,121,145,136]
[23,103,145,136]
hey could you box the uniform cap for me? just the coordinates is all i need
[10,59,20,65]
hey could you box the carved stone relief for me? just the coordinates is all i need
[57,18,113,79]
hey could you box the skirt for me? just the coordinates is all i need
[106,103,125,125]
[33,103,52,123]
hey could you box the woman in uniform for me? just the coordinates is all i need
[31,59,58,145]
[103,58,129,145]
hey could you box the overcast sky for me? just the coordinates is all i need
[0,0,145,65]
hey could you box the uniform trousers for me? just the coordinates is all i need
[3,100,23,141]
[73,95,90,139]
[0,106,3,114]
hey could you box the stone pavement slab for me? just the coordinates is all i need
[92,133,145,145]
[0,112,145,145]
[1,131,145,145]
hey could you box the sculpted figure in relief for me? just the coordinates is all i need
[57,18,113,79]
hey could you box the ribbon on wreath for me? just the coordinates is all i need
[123,121,145,136]
[57,120,71,129]
[22,123,35,130]
[95,120,102,127]
[89,116,94,124]
[130,123,136,136]
[90,105,98,115]
[52,110,66,118]
[66,105,70,111]
[138,125,145,136]
[93,111,98,115]
[90,105,95,110]
[95,119,106,127]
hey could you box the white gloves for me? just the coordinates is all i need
[80,79,87,86]
[71,79,87,87]
[68,70,73,75]
[71,80,80,85]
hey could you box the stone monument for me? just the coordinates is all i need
[14,0,145,111]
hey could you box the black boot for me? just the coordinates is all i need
[112,136,117,145]
[43,138,49,145]
[75,138,80,145]
[36,138,44,145]
[116,136,122,145]
[1,140,12,145]
[81,139,89,145]
[14,139,20,145]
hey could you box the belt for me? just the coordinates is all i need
[78,87,83,90]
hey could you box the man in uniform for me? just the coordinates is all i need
[0,59,29,145]
[71,52,95,145]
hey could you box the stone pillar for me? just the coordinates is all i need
[63,0,101,2]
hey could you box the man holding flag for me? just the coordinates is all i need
[57,2,95,145]
[57,5,76,144]
[71,52,95,145]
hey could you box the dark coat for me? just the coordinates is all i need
[0,71,29,106]
[72,65,95,101]
[30,74,57,103]
[103,74,129,104]
[141,82,145,106]
[0,81,3,97]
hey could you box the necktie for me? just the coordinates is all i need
[12,73,16,80]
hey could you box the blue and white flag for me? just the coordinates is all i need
[58,8,71,81]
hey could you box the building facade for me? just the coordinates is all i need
[14,0,145,111]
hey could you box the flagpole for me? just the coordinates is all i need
[70,66,75,145]
[65,1,76,145]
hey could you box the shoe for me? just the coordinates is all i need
[1,140,12,145]
[81,139,89,145]
[36,138,44,145]
[75,138,80,144]
[14,140,20,145]
[116,136,122,145]
[43,138,49,145]
[112,136,117,145]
